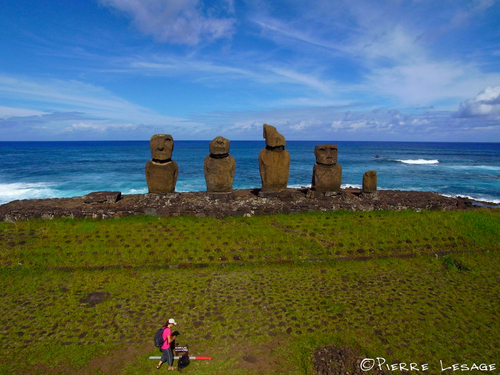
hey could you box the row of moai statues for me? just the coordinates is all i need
[145,124,377,194]
[313,148,377,192]
[145,134,235,194]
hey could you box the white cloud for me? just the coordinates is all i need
[0,74,196,126]
[457,85,500,118]
[63,122,118,133]
[250,17,349,57]
[99,0,235,45]
[289,119,322,131]
[127,57,263,81]
[248,0,500,109]
[0,74,214,140]
[475,86,500,103]
[94,1,499,113]
[115,55,341,97]
[270,68,333,94]
[364,61,500,107]
[0,105,46,118]
[62,121,149,133]
[184,102,500,142]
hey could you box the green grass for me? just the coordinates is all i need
[2,210,500,269]
[0,209,499,374]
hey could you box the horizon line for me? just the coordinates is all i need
[1,140,499,144]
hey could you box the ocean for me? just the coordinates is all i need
[0,141,499,205]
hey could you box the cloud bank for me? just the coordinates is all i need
[457,86,500,119]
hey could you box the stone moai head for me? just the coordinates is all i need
[209,136,230,155]
[150,134,174,160]
[263,124,286,148]
[314,144,338,165]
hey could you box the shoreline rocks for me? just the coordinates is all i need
[0,188,495,222]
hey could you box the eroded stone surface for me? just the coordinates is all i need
[314,144,338,165]
[263,124,286,148]
[259,124,290,192]
[311,144,342,191]
[150,134,174,160]
[209,136,230,155]
[145,160,178,193]
[83,191,121,204]
[145,134,178,193]
[0,189,477,222]
[205,136,235,192]
[363,170,377,193]
[312,163,342,192]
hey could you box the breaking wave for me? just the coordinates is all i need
[0,182,57,205]
[396,159,439,165]
[441,193,500,205]
[341,184,362,189]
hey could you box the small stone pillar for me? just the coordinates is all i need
[311,144,342,191]
[363,170,377,193]
[145,134,178,193]
[258,124,290,193]
[204,136,235,192]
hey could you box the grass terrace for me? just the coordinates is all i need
[0,209,499,374]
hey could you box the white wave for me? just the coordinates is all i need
[0,182,57,205]
[288,183,311,189]
[441,193,500,204]
[473,165,500,171]
[447,165,500,172]
[289,183,364,190]
[175,183,205,192]
[123,188,148,195]
[396,159,439,165]
[341,183,363,189]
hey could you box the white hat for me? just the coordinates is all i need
[168,318,177,325]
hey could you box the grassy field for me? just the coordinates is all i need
[0,209,499,374]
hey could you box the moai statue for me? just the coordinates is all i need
[311,144,342,191]
[259,124,290,193]
[363,170,377,193]
[204,136,235,192]
[145,134,178,193]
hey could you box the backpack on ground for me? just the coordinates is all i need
[178,354,190,369]
[154,328,165,347]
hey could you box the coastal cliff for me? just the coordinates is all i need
[0,188,486,222]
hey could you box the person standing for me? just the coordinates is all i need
[156,318,178,370]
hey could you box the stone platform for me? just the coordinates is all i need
[0,188,494,222]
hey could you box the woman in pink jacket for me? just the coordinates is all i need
[156,318,178,370]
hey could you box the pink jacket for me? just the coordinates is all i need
[161,327,171,350]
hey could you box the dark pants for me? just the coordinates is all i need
[160,347,173,366]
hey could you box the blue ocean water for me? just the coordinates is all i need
[0,141,499,205]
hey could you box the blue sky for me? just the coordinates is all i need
[1,0,500,142]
